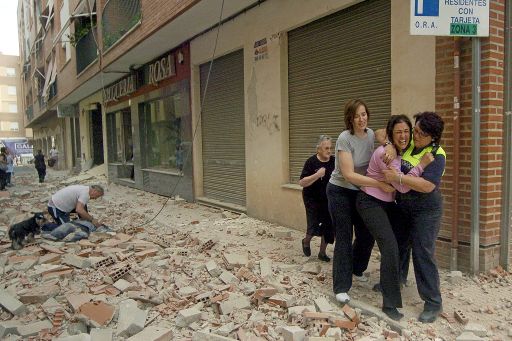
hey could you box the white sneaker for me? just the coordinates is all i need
[354,274,369,282]
[335,292,350,303]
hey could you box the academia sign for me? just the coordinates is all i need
[410,0,489,37]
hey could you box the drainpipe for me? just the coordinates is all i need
[500,0,511,270]
[470,36,481,275]
[451,37,461,271]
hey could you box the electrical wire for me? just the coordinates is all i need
[86,0,226,228]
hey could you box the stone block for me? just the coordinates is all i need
[456,332,485,341]
[0,289,27,315]
[219,271,240,285]
[464,323,487,337]
[268,294,297,308]
[259,257,273,279]
[17,320,53,338]
[54,334,91,341]
[66,293,93,312]
[288,305,316,317]
[179,286,198,297]
[274,229,292,238]
[18,284,60,304]
[447,270,464,284]
[176,307,202,327]
[307,338,335,341]
[117,299,148,337]
[301,262,321,274]
[314,297,333,313]
[0,320,20,338]
[281,326,306,341]
[205,260,222,277]
[127,326,173,341]
[192,331,238,341]
[113,279,134,292]
[62,254,91,269]
[90,328,113,341]
[222,252,248,269]
[219,296,251,315]
[68,321,88,335]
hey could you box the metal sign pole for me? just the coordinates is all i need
[471,36,481,275]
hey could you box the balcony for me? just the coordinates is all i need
[102,0,141,51]
[76,28,98,74]
[25,105,34,122]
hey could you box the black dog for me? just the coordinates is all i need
[8,212,48,250]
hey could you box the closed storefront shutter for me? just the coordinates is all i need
[200,49,246,207]
[288,0,391,183]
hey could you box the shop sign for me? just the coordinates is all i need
[103,74,137,102]
[149,53,176,86]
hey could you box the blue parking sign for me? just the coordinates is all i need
[415,0,439,16]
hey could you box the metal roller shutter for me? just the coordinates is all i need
[200,49,246,207]
[288,0,391,183]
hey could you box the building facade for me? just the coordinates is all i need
[0,54,26,139]
[17,0,512,271]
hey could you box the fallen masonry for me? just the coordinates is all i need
[0,170,511,340]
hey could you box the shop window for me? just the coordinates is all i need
[140,94,183,172]
[106,109,132,163]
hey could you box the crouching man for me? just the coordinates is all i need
[48,184,104,227]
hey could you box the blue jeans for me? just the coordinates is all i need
[327,183,375,294]
[396,190,443,311]
[46,223,89,241]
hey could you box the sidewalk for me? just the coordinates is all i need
[0,167,510,340]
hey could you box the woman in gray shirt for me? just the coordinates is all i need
[327,99,394,304]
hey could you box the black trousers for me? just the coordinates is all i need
[0,170,6,190]
[303,199,335,244]
[36,168,46,183]
[356,191,402,308]
[396,191,443,311]
[327,183,375,294]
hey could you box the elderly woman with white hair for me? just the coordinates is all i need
[299,135,335,262]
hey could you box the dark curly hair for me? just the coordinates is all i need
[414,111,444,144]
[386,115,412,151]
[344,99,370,134]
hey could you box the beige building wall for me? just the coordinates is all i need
[0,54,26,139]
[191,0,436,230]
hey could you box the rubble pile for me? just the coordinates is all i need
[0,169,511,341]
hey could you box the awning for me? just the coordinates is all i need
[49,58,58,86]
[41,58,54,98]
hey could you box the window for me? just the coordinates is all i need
[8,86,16,95]
[8,103,18,113]
[0,121,19,131]
[139,94,184,171]
[107,109,132,163]
[6,68,15,77]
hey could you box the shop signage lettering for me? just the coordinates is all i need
[103,75,137,102]
[149,53,176,86]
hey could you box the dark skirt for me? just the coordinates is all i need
[304,199,334,244]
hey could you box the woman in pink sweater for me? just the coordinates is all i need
[355,115,433,320]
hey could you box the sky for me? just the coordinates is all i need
[0,0,20,56]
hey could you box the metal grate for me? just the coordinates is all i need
[102,0,141,50]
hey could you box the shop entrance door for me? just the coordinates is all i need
[90,108,104,165]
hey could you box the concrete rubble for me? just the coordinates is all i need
[0,169,512,340]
